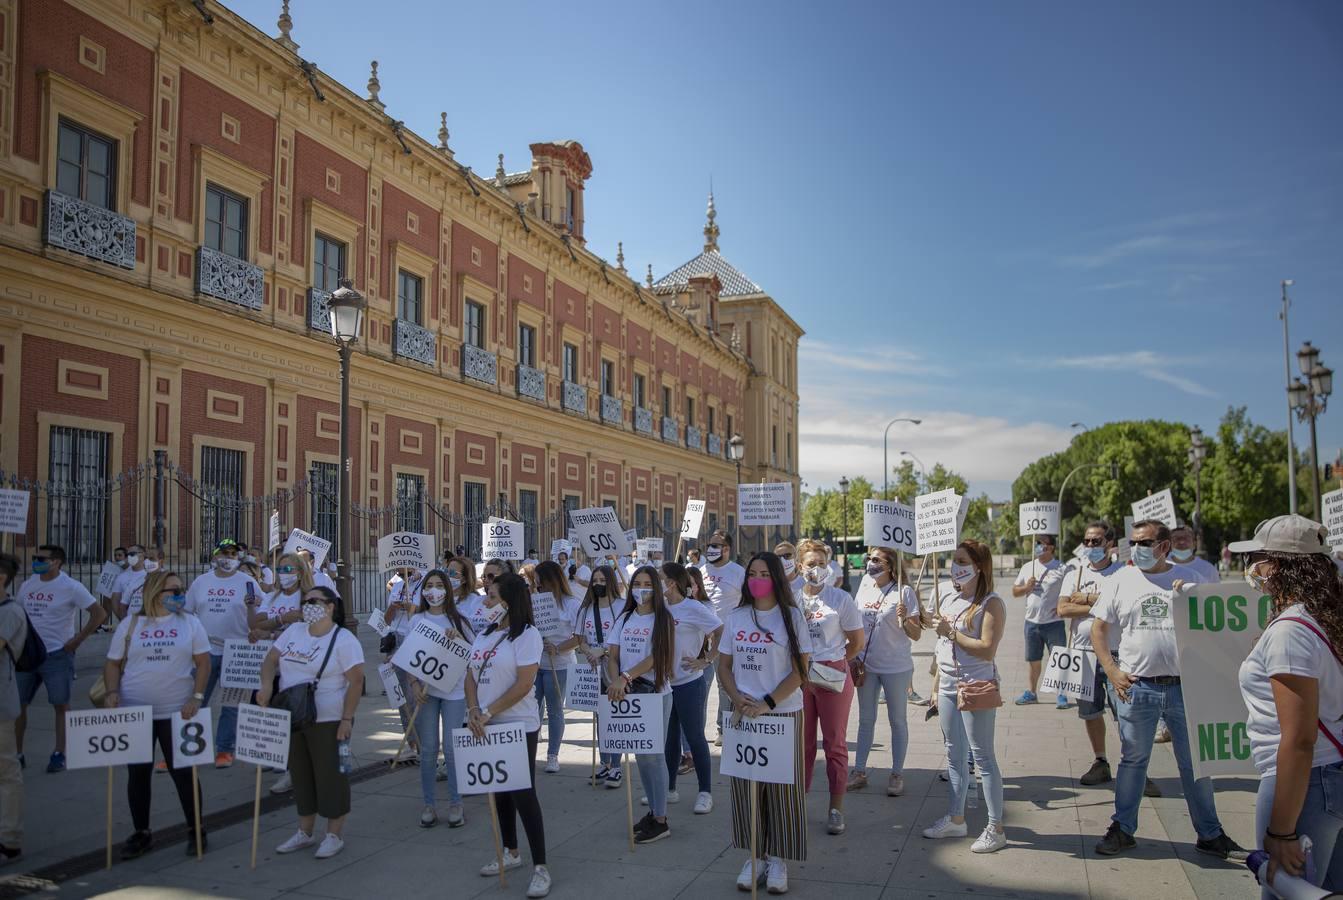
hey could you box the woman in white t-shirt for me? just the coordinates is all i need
[573,564,625,787]
[259,586,365,861]
[661,562,723,814]
[924,540,1007,854]
[529,561,583,774]
[849,546,923,798]
[251,553,311,641]
[103,569,212,859]
[717,552,814,894]
[794,539,866,836]
[464,573,551,898]
[1234,515,1343,893]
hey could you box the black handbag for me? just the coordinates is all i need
[272,631,338,732]
[379,632,398,655]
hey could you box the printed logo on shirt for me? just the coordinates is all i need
[734,629,777,673]
[1137,593,1172,629]
[278,637,324,666]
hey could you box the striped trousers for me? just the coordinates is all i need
[729,708,808,861]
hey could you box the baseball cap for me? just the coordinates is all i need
[1228,515,1330,556]
[213,538,240,555]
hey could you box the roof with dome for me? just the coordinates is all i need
[651,193,764,297]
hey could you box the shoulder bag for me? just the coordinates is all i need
[952,603,1002,711]
[850,582,897,688]
[1270,616,1343,755]
[88,615,138,708]
[271,629,339,732]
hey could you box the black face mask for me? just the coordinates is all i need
[591,584,607,599]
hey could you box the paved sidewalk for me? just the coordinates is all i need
[1,587,1261,899]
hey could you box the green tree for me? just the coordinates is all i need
[1201,406,1292,543]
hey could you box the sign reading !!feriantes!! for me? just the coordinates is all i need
[863,500,915,552]
[737,483,793,526]
[570,507,634,557]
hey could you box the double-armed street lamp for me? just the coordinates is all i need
[1289,341,1334,518]
[882,418,921,499]
[838,475,851,591]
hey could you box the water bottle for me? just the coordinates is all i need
[337,739,353,775]
[1248,837,1332,900]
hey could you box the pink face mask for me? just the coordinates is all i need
[747,577,773,599]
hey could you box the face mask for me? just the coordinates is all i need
[1169,548,1194,563]
[278,573,299,589]
[705,547,723,563]
[1245,561,1266,592]
[747,577,773,599]
[1132,545,1158,571]
[484,602,506,624]
[950,563,976,586]
[146,560,162,573]
[127,553,143,567]
[1034,543,1049,558]
[302,603,327,625]
[117,559,129,569]
[244,555,258,565]
[591,583,607,599]
[216,557,240,574]
[162,593,186,614]
[781,559,795,576]
[448,575,462,590]
[1086,546,1108,565]
[865,561,885,577]
[31,560,50,575]
[632,587,653,604]
[803,566,829,587]
[423,587,447,607]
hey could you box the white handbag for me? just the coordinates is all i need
[807,661,846,693]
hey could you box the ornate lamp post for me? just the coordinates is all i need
[327,278,365,612]
[728,433,745,557]
[1291,341,1333,518]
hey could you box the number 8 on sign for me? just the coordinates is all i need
[170,709,214,769]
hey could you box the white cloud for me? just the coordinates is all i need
[797,338,936,377]
[1048,350,1216,398]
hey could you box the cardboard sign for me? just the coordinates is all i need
[1131,489,1178,530]
[482,519,524,561]
[451,722,533,794]
[1039,647,1094,701]
[863,500,915,552]
[0,488,30,534]
[564,663,602,712]
[96,562,123,598]
[623,529,639,554]
[1018,501,1061,537]
[1323,488,1343,550]
[914,489,962,555]
[378,662,406,707]
[66,706,154,769]
[681,499,707,539]
[598,694,666,754]
[221,639,272,690]
[549,539,573,561]
[530,592,571,643]
[1116,515,1135,564]
[268,511,281,553]
[366,608,391,638]
[719,711,796,785]
[636,538,663,558]
[283,528,331,569]
[378,532,436,573]
[169,709,215,769]
[570,507,634,558]
[737,483,793,526]
[391,618,472,694]
[1171,580,1266,777]
[236,704,291,769]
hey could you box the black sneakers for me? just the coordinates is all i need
[1196,832,1250,862]
[1079,758,1112,786]
[634,813,671,844]
[120,830,153,860]
[1094,822,1135,856]
[1144,778,1162,797]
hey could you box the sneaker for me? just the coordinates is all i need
[16,754,23,770]
[213,752,234,769]
[939,769,950,782]
[420,806,438,828]
[119,830,152,860]
[436,762,448,782]
[1056,694,1070,710]
[1094,822,1136,856]
[183,828,208,856]
[591,764,611,785]
[396,746,419,763]
[907,690,925,705]
[694,792,714,814]
[826,809,846,835]
[766,857,788,894]
[479,850,523,876]
[446,802,465,828]
[887,773,905,797]
[526,865,552,898]
[922,816,968,839]
[1154,723,1172,743]
[605,767,623,789]
[633,812,655,836]
[678,754,694,775]
[640,789,680,806]
[1014,691,1037,705]
[847,769,868,791]
[737,858,768,891]
[270,772,294,794]
[925,703,940,720]
[545,756,560,774]
[314,833,344,859]
[971,826,1007,853]
[1195,831,1250,862]
[46,752,66,773]
[0,843,21,866]
[154,759,168,774]
[714,733,723,747]
[1144,777,1162,798]
[275,829,316,854]
[1079,759,1112,786]
[635,817,670,844]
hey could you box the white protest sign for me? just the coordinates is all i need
[378,532,435,573]
[914,489,962,555]
[530,592,571,644]
[623,529,639,554]
[719,711,796,784]
[637,538,663,558]
[737,483,793,526]
[451,722,533,794]
[366,607,391,638]
[96,562,122,598]
[169,709,215,769]
[1018,501,1060,537]
[863,500,915,552]
[221,639,272,690]
[282,528,331,569]
[681,499,707,539]
[1131,489,1178,530]
[1171,580,1268,777]
[1039,646,1094,701]
[378,662,406,707]
[598,694,666,754]
[549,539,572,560]
[268,511,281,553]
[564,663,603,712]
[235,704,291,769]
[570,507,634,557]
[1116,515,1135,563]
[1323,488,1343,550]
[482,519,524,561]
[0,488,30,534]
[66,706,153,769]
[391,618,472,695]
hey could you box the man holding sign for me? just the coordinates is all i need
[1011,533,1067,708]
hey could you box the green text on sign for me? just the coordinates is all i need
[1184,594,1274,633]
[1198,721,1251,762]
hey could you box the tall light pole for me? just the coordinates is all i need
[882,418,921,500]
[1058,461,1119,555]
[728,433,745,558]
[327,279,365,613]
[1281,280,1299,514]
[838,475,851,591]
[1070,422,1090,433]
[1290,341,1333,518]
[1188,426,1206,552]
[900,450,927,492]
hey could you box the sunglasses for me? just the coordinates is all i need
[33,556,51,562]
[301,596,327,606]
[777,553,794,560]
[276,565,297,574]
[1131,538,1161,547]
[1082,539,1105,547]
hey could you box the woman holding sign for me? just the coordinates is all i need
[662,562,723,815]
[102,569,211,859]
[718,552,814,894]
[574,565,625,787]
[530,562,583,774]
[465,573,551,899]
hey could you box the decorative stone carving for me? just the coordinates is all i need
[44,190,135,269]
[516,364,545,402]
[460,343,497,383]
[196,247,263,310]
[394,319,436,366]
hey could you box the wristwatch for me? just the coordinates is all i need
[192,692,205,701]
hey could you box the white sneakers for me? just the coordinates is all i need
[544,756,560,774]
[736,858,767,891]
[735,858,786,893]
[269,772,293,794]
[640,790,680,806]
[921,816,968,839]
[526,865,552,898]
[275,829,316,854]
[920,817,1006,852]
[971,827,1007,853]
[480,850,524,876]
[693,792,714,814]
[314,834,344,859]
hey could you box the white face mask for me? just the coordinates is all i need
[302,603,327,625]
[705,546,723,562]
[484,602,506,624]
[781,559,796,576]
[632,587,653,604]
[143,560,160,573]
[1169,548,1194,563]
[127,552,143,567]
[244,555,258,565]
[803,565,829,587]
[278,573,299,590]
[1244,561,1267,592]
[423,587,447,607]
[950,563,976,587]
[216,557,240,574]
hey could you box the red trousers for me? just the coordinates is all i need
[803,660,855,797]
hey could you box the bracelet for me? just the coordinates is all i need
[1265,828,1300,841]
[468,706,482,714]
[620,672,632,684]
[763,694,776,710]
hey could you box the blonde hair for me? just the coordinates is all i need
[275,552,314,594]
[773,541,796,557]
[139,569,183,617]
[795,538,829,567]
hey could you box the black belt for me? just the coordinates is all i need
[1134,675,1181,685]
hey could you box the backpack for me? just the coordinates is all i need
[2,598,47,673]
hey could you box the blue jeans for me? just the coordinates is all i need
[201,654,237,754]
[937,693,1004,825]
[1256,764,1343,897]
[533,666,568,758]
[666,676,711,793]
[856,669,913,772]
[1112,679,1221,839]
[417,695,467,805]
[635,692,674,816]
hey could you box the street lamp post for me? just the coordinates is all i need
[728,433,745,559]
[900,450,927,492]
[1057,461,1119,555]
[327,278,366,615]
[1291,341,1334,518]
[1188,426,1206,553]
[882,418,921,500]
[838,476,851,591]
[1281,281,1300,514]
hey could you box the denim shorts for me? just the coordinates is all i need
[17,649,75,707]
[1076,664,1115,721]
[1023,619,1066,663]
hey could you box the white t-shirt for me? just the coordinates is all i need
[1057,559,1124,652]
[113,568,149,615]
[411,611,475,701]
[1174,558,1220,585]
[573,600,621,648]
[107,614,211,718]
[1240,606,1343,777]
[702,561,746,621]
[666,598,722,686]
[185,570,261,653]
[259,589,303,627]
[274,623,365,723]
[828,560,844,587]
[535,592,582,669]
[18,572,98,651]
[854,580,918,674]
[936,593,1001,694]
[312,570,337,593]
[1013,558,1064,624]
[469,625,543,731]
[717,604,814,714]
[609,610,669,694]
[571,564,592,587]
[1091,565,1184,678]
[384,579,421,639]
[797,585,863,663]
[458,593,488,636]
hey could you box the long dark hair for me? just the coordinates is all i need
[488,573,534,641]
[739,552,807,679]
[577,564,619,622]
[534,561,572,612]
[416,568,467,637]
[661,562,695,602]
[306,585,346,628]
[1262,552,1343,648]
[447,556,478,601]
[684,565,711,603]
[618,564,675,689]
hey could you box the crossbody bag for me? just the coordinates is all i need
[88,615,138,708]
[801,594,847,693]
[1270,616,1343,755]
[850,582,899,688]
[951,603,1002,711]
[272,630,339,732]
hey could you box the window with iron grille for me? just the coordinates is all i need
[397,270,423,325]
[46,426,109,563]
[518,489,538,552]
[635,503,648,533]
[662,507,674,537]
[56,119,116,210]
[464,481,486,558]
[563,495,581,536]
[662,386,672,415]
[465,300,485,348]
[708,407,716,436]
[313,233,345,292]
[518,324,536,367]
[708,513,719,535]
[205,184,248,260]
[727,414,734,440]
[309,462,338,547]
[685,396,695,427]
[200,446,245,557]
[394,473,425,533]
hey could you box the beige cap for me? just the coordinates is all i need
[1228,514,1330,555]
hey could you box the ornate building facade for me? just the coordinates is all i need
[0,0,801,566]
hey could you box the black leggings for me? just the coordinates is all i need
[127,718,201,833]
[496,730,545,865]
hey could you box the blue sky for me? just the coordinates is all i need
[228,0,1343,499]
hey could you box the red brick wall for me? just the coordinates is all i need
[384,413,435,499]
[508,255,544,311]
[450,223,498,330]
[380,183,439,310]
[557,451,584,504]
[294,393,364,529]
[291,133,368,278]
